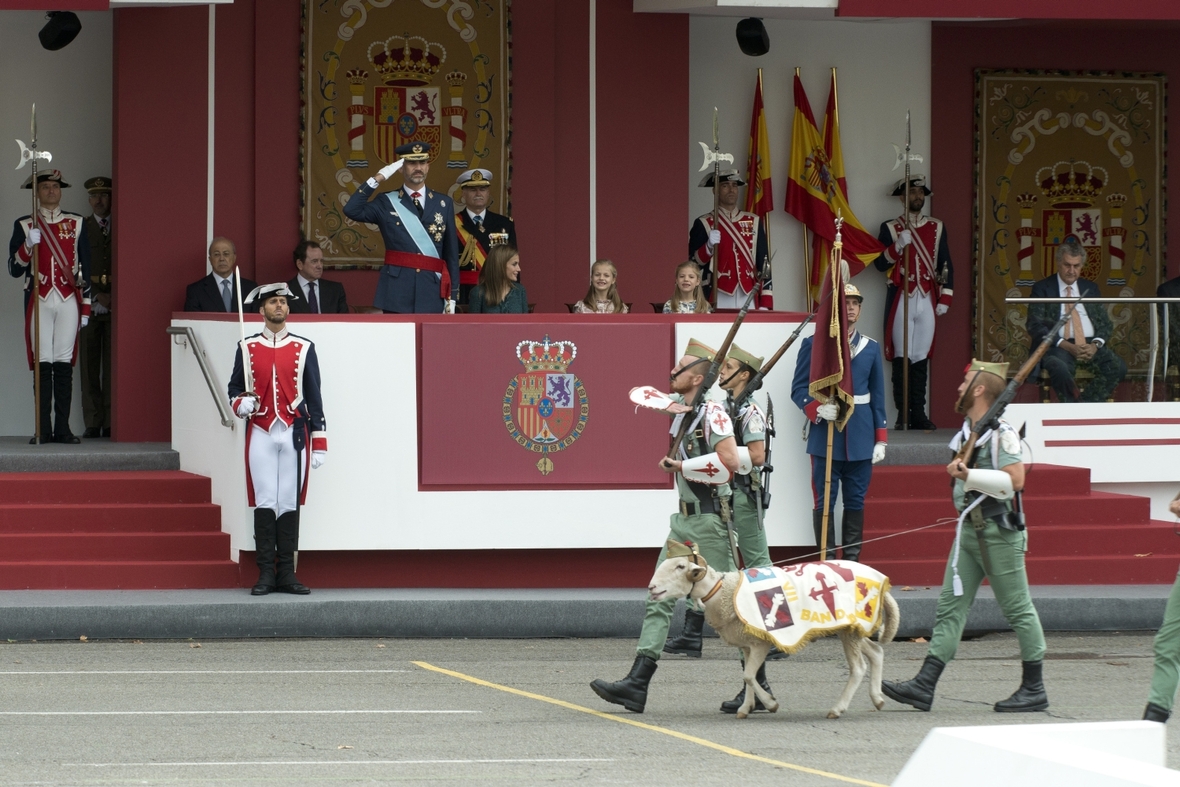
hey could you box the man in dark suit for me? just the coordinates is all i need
[184,237,257,312]
[1027,235,1126,402]
[1157,274,1180,370]
[80,177,113,437]
[343,141,459,314]
[286,240,348,314]
[454,168,516,305]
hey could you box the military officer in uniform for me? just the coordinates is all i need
[873,176,953,430]
[790,283,887,561]
[883,360,1048,713]
[80,176,112,438]
[7,169,91,444]
[228,283,327,597]
[591,338,745,713]
[343,141,459,314]
[454,168,516,306]
[688,170,772,309]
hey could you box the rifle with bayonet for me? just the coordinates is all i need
[953,297,1082,465]
[732,311,816,410]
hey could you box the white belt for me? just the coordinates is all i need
[853,394,871,404]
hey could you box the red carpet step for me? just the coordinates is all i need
[864,464,1180,585]
[0,471,238,590]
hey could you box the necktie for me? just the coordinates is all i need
[411,192,423,218]
[308,281,320,314]
[221,279,232,312]
[473,214,483,228]
[1064,285,1085,342]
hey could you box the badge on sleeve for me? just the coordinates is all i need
[1000,427,1022,457]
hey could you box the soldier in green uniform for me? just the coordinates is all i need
[882,359,1049,713]
[80,177,112,438]
[1143,495,1180,723]
[590,338,743,713]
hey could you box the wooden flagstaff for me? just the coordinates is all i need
[901,110,913,431]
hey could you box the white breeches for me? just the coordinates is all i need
[891,288,935,362]
[32,290,78,363]
[249,422,302,515]
[715,283,750,310]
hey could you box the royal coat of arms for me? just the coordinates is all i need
[502,336,589,475]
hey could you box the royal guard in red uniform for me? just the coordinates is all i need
[7,170,91,444]
[228,283,327,596]
[873,175,953,430]
[454,168,516,306]
[689,169,772,309]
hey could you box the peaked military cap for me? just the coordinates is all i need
[245,282,299,309]
[699,169,747,188]
[684,337,717,362]
[395,141,431,161]
[22,169,69,189]
[965,358,1008,380]
[891,174,931,196]
[457,168,492,188]
[728,343,763,372]
[84,176,112,194]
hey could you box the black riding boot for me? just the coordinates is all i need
[813,508,838,558]
[891,358,907,429]
[274,510,310,594]
[1144,702,1171,723]
[51,363,80,443]
[994,660,1049,712]
[590,654,658,713]
[882,655,946,711]
[720,661,772,713]
[30,363,53,444]
[663,607,705,657]
[841,509,865,563]
[251,508,277,595]
[908,359,937,430]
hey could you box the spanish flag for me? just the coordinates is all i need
[785,73,882,302]
[744,70,773,218]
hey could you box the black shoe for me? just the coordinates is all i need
[250,582,274,596]
[275,582,311,595]
[841,509,864,563]
[812,508,838,559]
[766,646,789,661]
[1144,702,1171,723]
[31,363,53,446]
[253,508,278,594]
[275,511,305,589]
[590,654,658,713]
[53,434,81,444]
[882,655,946,711]
[721,662,772,713]
[994,660,1049,712]
[100,427,111,437]
[51,363,77,444]
[83,427,101,439]
[663,608,705,657]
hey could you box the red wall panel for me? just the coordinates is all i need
[212,0,256,281]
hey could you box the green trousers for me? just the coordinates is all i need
[1148,567,1180,710]
[928,518,1046,664]
[732,488,770,569]
[636,510,737,660]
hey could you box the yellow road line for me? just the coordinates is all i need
[413,661,888,787]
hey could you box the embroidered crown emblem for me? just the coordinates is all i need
[368,35,446,87]
[1037,160,1107,208]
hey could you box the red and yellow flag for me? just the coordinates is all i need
[785,73,883,303]
[744,70,773,218]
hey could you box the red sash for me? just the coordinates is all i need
[384,250,450,299]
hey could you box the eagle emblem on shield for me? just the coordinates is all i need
[502,336,589,475]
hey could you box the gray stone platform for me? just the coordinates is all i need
[0,585,1168,641]
[0,436,179,472]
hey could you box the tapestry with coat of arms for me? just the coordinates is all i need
[974,70,1166,373]
[302,0,512,268]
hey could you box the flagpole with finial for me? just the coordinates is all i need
[797,67,812,310]
[901,110,913,431]
[15,105,51,444]
[819,213,845,561]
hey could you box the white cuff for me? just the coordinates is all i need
[366,177,379,189]
[735,446,753,475]
[964,468,1014,501]
[681,453,733,485]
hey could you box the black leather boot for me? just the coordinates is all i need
[51,362,80,443]
[590,654,658,713]
[663,608,705,657]
[813,508,838,558]
[29,363,53,444]
[841,509,864,563]
[882,655,946,711]
[908,359,937,430]
[720,661,772,713]
[251,508,277,595]
[994,660,1049,712]
[891,358,907,429]
[1144,702,1171,723]
[274,511,310,594]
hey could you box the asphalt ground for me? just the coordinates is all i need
[0,632,1172,786]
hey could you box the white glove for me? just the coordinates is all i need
[894,229,912,251]
[872,442,887,464]
[311,450,326,470]
[816,402,839,421]
[234,397,257,417]
[80,315,89,329]
[377,159,405,181]
[27,228,41,247]
[443,298,456,315]
[935,303,949,316]
[707,229,721,248]
[91,301,110,316]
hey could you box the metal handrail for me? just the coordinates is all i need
[167,326,234,429]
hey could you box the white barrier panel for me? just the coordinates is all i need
[894,721,1179,787]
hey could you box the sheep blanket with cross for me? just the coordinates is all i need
[733,561,892,654]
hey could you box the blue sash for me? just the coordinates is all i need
[387,192,441,259]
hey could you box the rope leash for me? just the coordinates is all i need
[770,515,960,567]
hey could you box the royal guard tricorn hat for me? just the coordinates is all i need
[84,176,112,194]
[395,141,431,161]
[728,343,764,372]
[22,169,69,189]
[457,168,492,188]
[891,174,931,196]
[965,358,1009,380]
[699,169,747,188]
[245,282,299,309]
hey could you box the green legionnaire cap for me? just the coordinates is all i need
[665,539,707,567]
[684,337,717,362]
[22,169,69,189]
[844,283,864,303]
[728,343,763,372]
[966,358,1009,380]
[457,168,492,188]
[84,176,112,194]
[395,141,431,161]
